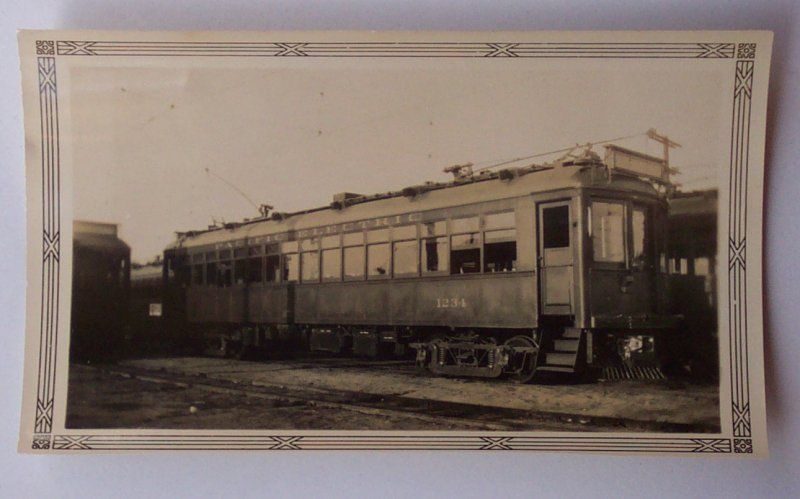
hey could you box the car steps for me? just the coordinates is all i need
[536,328,582,374]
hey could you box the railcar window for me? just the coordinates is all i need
[366,228,390,243]
[205,262,217,286]
[695,257,710,277]
[246,257,262,283]
[191,264,204,285]
[367,243,390,277]
[218,261,233,287]
[265,254,280,282]
[421,237,448,273]
[191,253,205,264]
[591,201,625,263]
[265,243,280,255]
[632,207,647,269]
[422,221,446,237]
[322,248,341,281]
[234,247,247,259]
[205,251,216,262]
[283,253,298,282]
[451,248,480,274]
[343,232,364,246]
[301,252,320,282]
[393,240,418,276]
[219,249,232,260]
[248,246,263,257]
[450,226,480,275]
[234,259,247,284]
[542,206,570,249]
[484,229,517,272]
[344,246,365,279]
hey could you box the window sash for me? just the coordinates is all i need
[367,243,391,278]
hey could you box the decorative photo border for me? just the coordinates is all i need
[26,37,761,454]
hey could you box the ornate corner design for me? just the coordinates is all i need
[734,438,753,454]
[32,434,52,450]
[737,43,756,60]
[35,40,54,55]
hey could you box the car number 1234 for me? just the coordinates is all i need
[436,297,467,308]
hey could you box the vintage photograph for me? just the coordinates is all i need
[18,31,770,454]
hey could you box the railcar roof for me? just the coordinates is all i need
[131,263,163,281]
[74,232,131,254]
[169,158,662,251]
[669,189,717,217]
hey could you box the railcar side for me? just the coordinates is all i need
[163,145,683,381]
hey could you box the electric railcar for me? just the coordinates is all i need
[71,221,131,361]
[162,145,680,382]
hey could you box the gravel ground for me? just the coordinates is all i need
[66,365,470,430]
[104,356,720,429]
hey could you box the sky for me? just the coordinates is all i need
[68,57,731,262]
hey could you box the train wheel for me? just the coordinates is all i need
[504,335,539,384]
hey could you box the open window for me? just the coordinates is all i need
[281,241,299,282]
[205,262,217,286]
[217,261,233,287]
[421,221,448,274]
[233,248,247,285]
[450,216,480,274]
[265,254,280,282]
[483,211,517,272]
[191,264,204,285]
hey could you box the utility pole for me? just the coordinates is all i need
[646,128,681,168]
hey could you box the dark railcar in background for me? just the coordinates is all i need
[70,221,130,361]
[667,189,718,378]
[129,260,167,355]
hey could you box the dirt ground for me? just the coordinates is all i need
[66,365,467,430]
[125,356,720,426]
[66,356,720,431]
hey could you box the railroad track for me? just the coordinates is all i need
[96,363,717,433]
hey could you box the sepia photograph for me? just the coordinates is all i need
[17,30,771,454]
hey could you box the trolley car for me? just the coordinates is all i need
[162,144,680,382]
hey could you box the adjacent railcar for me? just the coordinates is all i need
[667,189,718,378]
[129,261,168,355]
[70,221,131,361]
[163,145,678,381]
